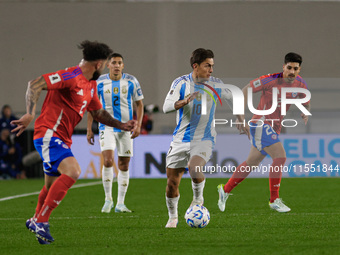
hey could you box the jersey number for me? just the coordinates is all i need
[264,125,274,135]
[113,96,119,106]
[167,146,173,156]
[192,104,201,115]
[79,100,87,115]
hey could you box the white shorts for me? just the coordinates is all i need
[99,129,133,157]
[166,140,213,169]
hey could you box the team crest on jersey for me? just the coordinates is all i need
[113,87,119,94]
[292,92,298,98]
[253,79,261,88]
[196,93,202,101]
[48,73,61,84]
[91,88,94,98]
[271,134,278,140]
[122,86,127,94]
[169,90,174,95]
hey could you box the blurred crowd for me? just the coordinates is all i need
[0,105,26,179]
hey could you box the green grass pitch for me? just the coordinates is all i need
[0,178,339,254]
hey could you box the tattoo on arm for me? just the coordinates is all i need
[26,76,47,115]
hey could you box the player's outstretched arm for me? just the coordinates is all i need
[11,76,47,136]
[86,112,95,145]
[90,108,136,131]
[131,100,144,139]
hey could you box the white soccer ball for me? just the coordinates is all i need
[184,204,210,228]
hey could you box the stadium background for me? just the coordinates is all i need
[0,0,339,178]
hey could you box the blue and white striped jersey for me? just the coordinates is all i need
[96,73,144,132]
[163,73,233,144]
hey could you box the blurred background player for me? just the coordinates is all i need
[0,128,24,179]
[163,48,244,228]
[218,52,311,213]
[11,41,136,245]
[0,104,27,155]
[87,53,144,213]
[0,105,18,137]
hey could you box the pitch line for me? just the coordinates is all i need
[0,181,102,202]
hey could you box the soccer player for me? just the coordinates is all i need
[163,48,244,228]
[11,41,136,245]
[217,52,311,213]
[87,53,144,213]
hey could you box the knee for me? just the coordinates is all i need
[246,161,260,168]
[66,165,81,180]
[192,177,204,183]
[118,162,129,171]
[273,157,286,165]
[118,159,130,170]
[103,158,114,168]
[167,178,179,192]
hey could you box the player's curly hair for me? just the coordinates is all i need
[285,52,302,65]
[78,40,113,61]
[190,48,214,68]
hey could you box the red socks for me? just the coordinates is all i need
[223,157,286,202]
[269,157,286,203]
[36,174,76,223]
[224,161,251,193]
[34,185,48,219]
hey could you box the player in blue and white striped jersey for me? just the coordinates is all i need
[87,53,144,213]
[163,48,241,228]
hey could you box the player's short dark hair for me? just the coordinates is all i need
[78,40,113,61]
[190,48,214,68]
[285,52,302,65]
[109,53,124,60]
[1,104,11,114]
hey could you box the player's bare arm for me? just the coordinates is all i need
[11,76,47,136]
[301,103,311,125]
[86,112,95,145]
[90,108,136,131]
[131,100,144,139]
[174,91,199,110]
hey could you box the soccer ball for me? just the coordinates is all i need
[184,204,210,228]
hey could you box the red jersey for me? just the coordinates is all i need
[34,66,102,147]
[250,72,309,134]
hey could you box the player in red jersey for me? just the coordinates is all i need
[217,52,311,213]
[11,41,136,245]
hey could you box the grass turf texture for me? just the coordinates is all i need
[0,178,339,255]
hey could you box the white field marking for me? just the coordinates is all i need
[227,212,340,216]
[0,181,102,202]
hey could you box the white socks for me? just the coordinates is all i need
[166,195,180,219]
[117,170,129,205]
[102,166,113,201]
[192,179,205,204]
